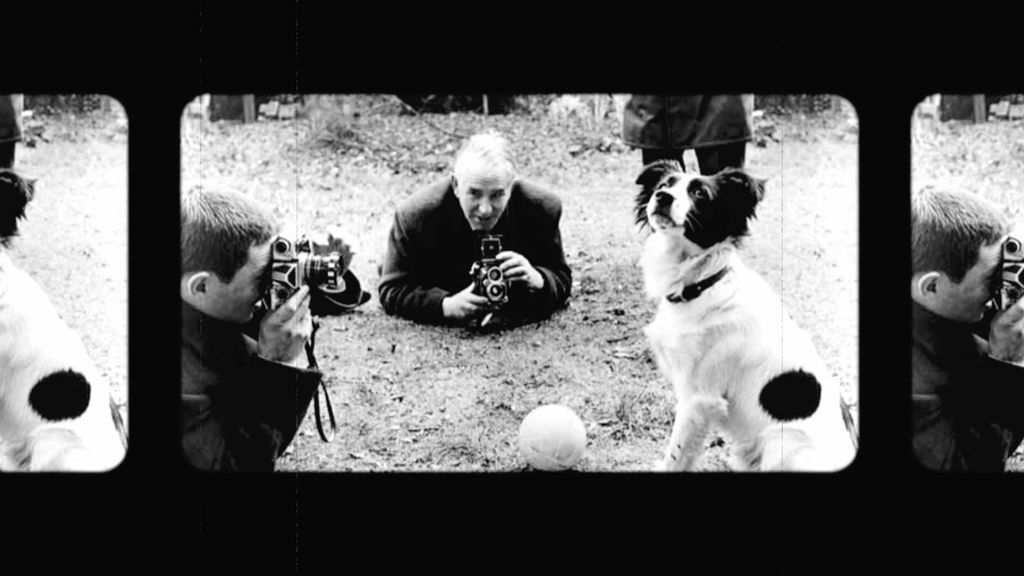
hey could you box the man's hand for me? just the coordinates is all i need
[989,300,1024,366]
[442,283,490,321]
[257,285,313,368]
[496,251,544,291]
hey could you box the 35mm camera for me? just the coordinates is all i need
[997,236,1024,310]
[264,235,346,310]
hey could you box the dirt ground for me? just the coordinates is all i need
[181,97,859,472]
[912,110,1024,471]
[7,105,129,427]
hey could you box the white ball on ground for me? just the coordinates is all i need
[518,404,587,471]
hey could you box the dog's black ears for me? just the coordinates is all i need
[750,176,767,203]
[0,169,36,245]
[635,160,683,228]
[755,176,767,200]
[718,168,767,202]
[635,159,682,189]
[0,169,35,202]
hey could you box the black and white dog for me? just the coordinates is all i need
[635,160,857,471]
[0,169,126,471]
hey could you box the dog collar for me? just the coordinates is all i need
[666,266,731,303]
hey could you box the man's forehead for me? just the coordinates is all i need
[460,170,512,190]
[455,156,513,188]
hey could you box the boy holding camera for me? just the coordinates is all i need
[180,187,327,471]
[911,186,1024,471]
[379,131,571,326]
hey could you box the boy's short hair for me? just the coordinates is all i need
[181,186,278,282]
[453,130,516,186]
[911,186,1011,282]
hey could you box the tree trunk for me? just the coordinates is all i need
[243,95,256,123]
[973,94,986,123]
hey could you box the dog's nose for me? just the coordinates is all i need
[654,190,672,206]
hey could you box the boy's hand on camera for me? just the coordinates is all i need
[989,300,1024,366]
[496,251,543,291]
[442,283,490,320]
[258,285,313,368]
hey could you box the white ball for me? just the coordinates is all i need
[518,404,587,471]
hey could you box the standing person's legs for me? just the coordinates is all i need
[641,147,686,170]
[0,142,13,170]
[694,141,747,175]
[0,94,24,169]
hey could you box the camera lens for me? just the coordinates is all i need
[488,284,505,298]
[305,253,342,287]
[487,268,503,282]
[274,238,290,254]
[1008,238,1022,255]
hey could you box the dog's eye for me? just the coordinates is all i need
[692,187,709,200]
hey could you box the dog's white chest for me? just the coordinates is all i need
[0,264,89,369]
[644,299,743,396]
[0,256,125,471]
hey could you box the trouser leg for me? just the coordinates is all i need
[641,147,686,169]
[695,141,747,175]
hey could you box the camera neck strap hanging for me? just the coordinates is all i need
[305,318,337,443]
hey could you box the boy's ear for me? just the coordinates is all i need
[181,271,212,303]
[912,271,942,302]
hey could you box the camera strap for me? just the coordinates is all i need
[305,319,337,443]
